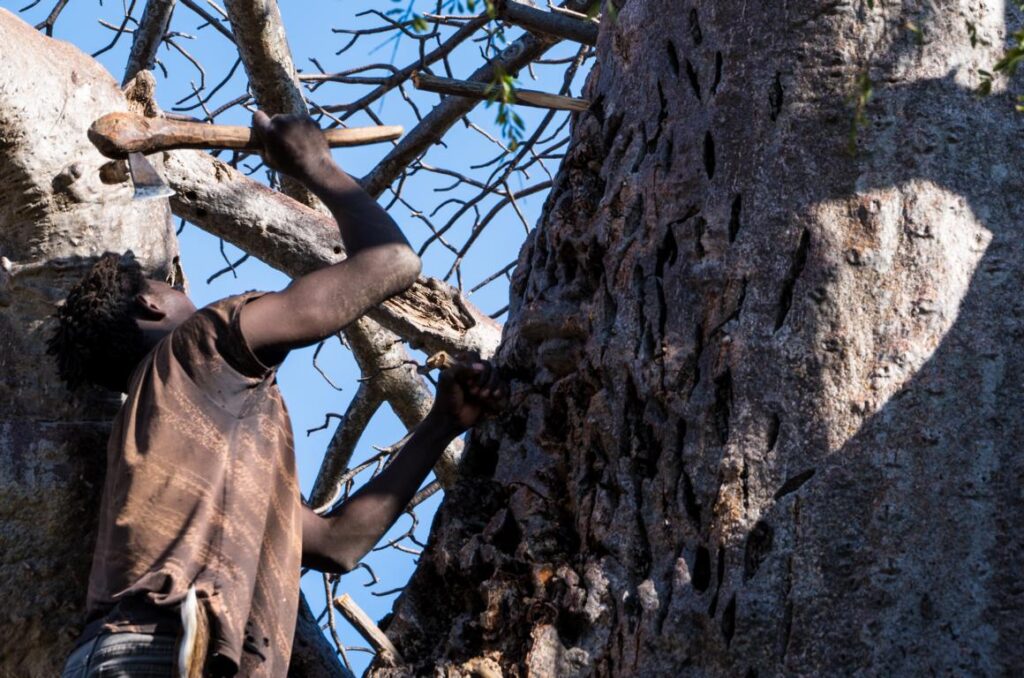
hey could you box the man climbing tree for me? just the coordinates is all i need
[48,111,507,678]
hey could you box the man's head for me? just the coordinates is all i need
[48,252,196,392]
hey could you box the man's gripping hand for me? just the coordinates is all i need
[252,111,332,181]
[428,354,508,437]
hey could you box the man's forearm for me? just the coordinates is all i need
[302,161,410,256]
[302,414,460,573]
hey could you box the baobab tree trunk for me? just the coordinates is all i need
[0,9,179,677]
[375,1,1024,675]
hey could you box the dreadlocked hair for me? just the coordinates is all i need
[47,252,148,392]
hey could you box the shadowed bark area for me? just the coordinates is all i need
[0,9,179,677]
[374,0,1024,675]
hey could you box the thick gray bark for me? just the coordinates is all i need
[375,0,1024,675]
[0,9,178,677]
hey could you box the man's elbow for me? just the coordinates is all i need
[381,243,421,294]
[301,550,359,575]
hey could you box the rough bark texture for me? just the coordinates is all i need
[0,9,178,677]
[375,1,1024,675]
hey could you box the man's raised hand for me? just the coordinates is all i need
[251,111,333,181]
[429,354,508,436]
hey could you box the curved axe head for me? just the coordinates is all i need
[128,152,175,201]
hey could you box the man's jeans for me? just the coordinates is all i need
[61,632,177,678]
[61,629,359,677]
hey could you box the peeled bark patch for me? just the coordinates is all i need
[375,0,1024,675]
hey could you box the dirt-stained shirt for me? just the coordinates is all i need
[84,293,302,677]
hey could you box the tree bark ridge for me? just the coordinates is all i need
[372,0,1024,675]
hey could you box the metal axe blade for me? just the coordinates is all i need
[128,152,175,201]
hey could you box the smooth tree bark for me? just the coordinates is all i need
[0,9,179,677]
[374,1,1024,675]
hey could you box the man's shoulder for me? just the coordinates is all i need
[197,291,269,320]
[175,291,273,380]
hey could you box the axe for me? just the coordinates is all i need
[88,112,403,201]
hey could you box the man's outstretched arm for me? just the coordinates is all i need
[239,112,421,365]
[301,355,507,574]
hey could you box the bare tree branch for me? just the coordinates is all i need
[179,0,234,41]
[496,0,598,46]
[34,0,69,36]
[359,0,597,198]
[92,1,139,57]
[310,383,384,512]
[322,13,488,116]
[123,0,177,86]
[411,71,589,111]
[334,595,404,666]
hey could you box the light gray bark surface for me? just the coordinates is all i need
[374,0,1024,675]
[0,9,178,677]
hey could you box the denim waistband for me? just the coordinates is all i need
[62,631,178,678]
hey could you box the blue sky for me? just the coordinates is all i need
[5,1,589,673]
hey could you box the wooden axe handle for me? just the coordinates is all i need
[89,112,403,158]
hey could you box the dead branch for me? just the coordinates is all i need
[333,595,404,666]
[33,0,69,35]
[179,0,234,41]
[309,383,384,512]
[497,0,598,46]
[323,13,488,117]
[412,71,589,111]
[360,0,597,198]
[92,0,139,57]
[322,575,353,673]
[123,0,177,86]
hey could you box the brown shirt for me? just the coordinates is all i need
[85,293,302,677]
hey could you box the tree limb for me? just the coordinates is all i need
[496,0,598,46]
[412,71,589,111]
[359,0,597,198]
[123,0,177,86]
[334,594,404,666]
[309,383,384,512]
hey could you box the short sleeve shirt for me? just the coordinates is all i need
[84,293,302,677]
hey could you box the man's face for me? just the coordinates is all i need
[136,279,197,335]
